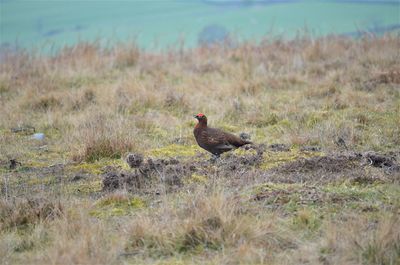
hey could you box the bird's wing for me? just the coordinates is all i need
[200,128,228,145]
[224,131,251,147]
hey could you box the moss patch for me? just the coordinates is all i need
[261,148,323,170]
[68,158,129,175]
[64,179,103,195]
[253,182,399,213]
[90,195,146,218]
[149,144,202,158]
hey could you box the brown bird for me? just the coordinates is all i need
[193,113,252,157]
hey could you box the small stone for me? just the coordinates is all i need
[32,133,45,140]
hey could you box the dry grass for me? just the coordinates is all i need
[0,35,399,264]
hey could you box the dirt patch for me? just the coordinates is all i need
[103,147,265,193]
[363,152,396,168]
[267,151,399,184]
[218,152,264,171]
[103,149,399,193]
[254,185,322,206]
[103,156,197,193]
[274,154,361,174]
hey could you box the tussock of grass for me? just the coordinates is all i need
[124,191,295,260]
[70,114,137,162]
[317,213,400,265]
[90,193,146,217]
[0,198,63,231]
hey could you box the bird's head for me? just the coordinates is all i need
[193,113,207,121]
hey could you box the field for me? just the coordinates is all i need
[2,0,399,50]
[0,35,399,264]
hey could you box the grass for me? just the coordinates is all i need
[0,35,399,264]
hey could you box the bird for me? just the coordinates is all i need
[193,113,252,158]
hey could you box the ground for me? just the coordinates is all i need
[0,35,399,265]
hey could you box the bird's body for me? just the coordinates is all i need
[193,113,252,157]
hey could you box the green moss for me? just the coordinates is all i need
[64,179,103,195]
[322,183,400,207]
[254,128,269,141]
[69,158,129,175]
[260,148,323,170]
[252,182,400,214]
[149,144,201,158]
[277,119,292,128]
[69,162,103,175]
[97,196,145,208]
[90,196,146,217]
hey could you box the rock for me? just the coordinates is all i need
[32,133,45,140]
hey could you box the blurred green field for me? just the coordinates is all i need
[1,0,399,51]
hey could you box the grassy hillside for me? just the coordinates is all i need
[0,36,399,264]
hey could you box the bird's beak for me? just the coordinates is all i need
[193,115,198,119]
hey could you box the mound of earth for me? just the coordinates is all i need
[267,152,399,184]
[103,148,399,193]
[103,157,199,193]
